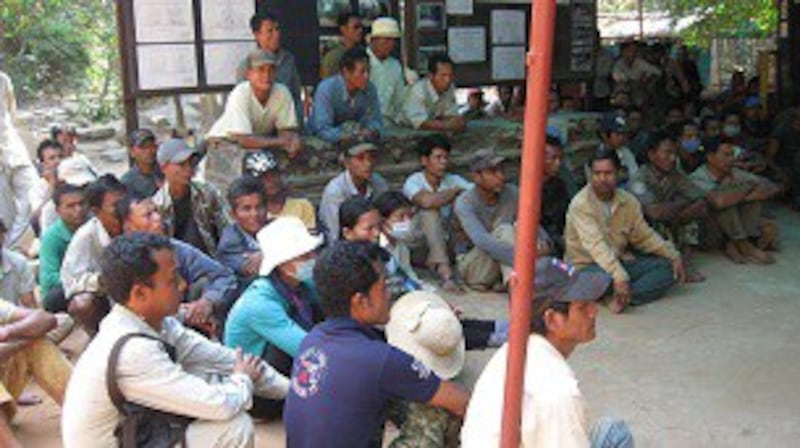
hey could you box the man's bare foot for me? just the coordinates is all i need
[686,270,706,283]
[735,240,775,265]
[440,278,464,294]
[724,241,747,264]
[607,295,628,314]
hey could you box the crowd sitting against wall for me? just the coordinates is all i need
[0,10,796,448]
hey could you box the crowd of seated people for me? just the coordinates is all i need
[1,13,798,447]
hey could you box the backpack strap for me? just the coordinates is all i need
[105,332,176,414]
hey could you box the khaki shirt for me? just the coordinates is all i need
[206,81,297,139]
[401,79,459,129]
[628,164,705,206]
[565,185,679,282]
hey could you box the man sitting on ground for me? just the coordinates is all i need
[30,139,64,235]
[284,240,469,447]
[689,140,781,264]
[319,143,388,240]
[541,135,571,255]
[118,196,238,335]
[367,17,406,123]
[461,257,633,448]
[565,148,684,314]
[308,47,383,145]
[0,301,72,448]
[320,12,364,79]
[60,175,127,335]
[152,138,232,255]
[216,176,267,289]
[454,149,551,291]
[401,53,465,132]
[595,112,638,186]
[242,151,316,228]
[39,183,90,314]
[38,155,97,234]
[225,217,323,419]
[403,134,470,291]
[0,221,36,308]
[61,232,289,448]
[208,51,302,159]
[120,129,163,198]
[628,131,708,282]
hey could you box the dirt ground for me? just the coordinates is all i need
[13,208,800,447]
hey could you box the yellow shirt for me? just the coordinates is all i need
[268,197,316,230]
[565,185,679,282]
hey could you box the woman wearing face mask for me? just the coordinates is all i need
[339,195,509,350]
[224,216,323,419]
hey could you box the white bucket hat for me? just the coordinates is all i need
[386,291,465,379]
[369,17,401,39]
[257,216,323,276]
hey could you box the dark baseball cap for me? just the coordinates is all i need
[130,129,155,147]
[533,257,611,308]
[601,112,628,133]
[469,148,505,172]
[157,138,198,165]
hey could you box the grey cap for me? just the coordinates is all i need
[533,257,611,307]
[345,142,378,157]
[157,138,197,165]
[469,148,505,172]
[246,50,277,69]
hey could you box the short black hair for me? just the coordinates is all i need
[530,300,570,335]
[53,183,85,208]
[50,124,76,141]
[314,241,389,317]
[428,53,453,75]
[700,115,721,131]
[227,176,266,209]
[339,196,376,239]
[646,130,675,154]
[250,11,279,33]
[373,191,412,219]
[545,135,562,149]
[415,134,451,158]
[337,11,361,28]
[100,232,174,305]
[36,139,63,162]
[86,174,126,210]
[588,147,621,171]
[703,136,735,155]
[339,47,369,72]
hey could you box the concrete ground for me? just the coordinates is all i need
[13,208,800,447]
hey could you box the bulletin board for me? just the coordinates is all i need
[404,0,597,85]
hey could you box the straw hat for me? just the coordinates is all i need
[257,216,323,276]
[386,290,465,379]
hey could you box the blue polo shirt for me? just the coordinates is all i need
[284,317,441,448]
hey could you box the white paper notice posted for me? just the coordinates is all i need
[201,0,255,41]
[492,46,526,80]
[204,42,253,86]
[446,0,473,15]
[491,10,526,45]
[134,0,195,43]
[137,44,198,90]
[448,27,486,64]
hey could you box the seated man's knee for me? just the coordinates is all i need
[186,412,254,448]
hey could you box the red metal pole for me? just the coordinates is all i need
[499,0,557,446]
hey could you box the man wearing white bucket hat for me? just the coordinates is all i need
[284,241,469,447]
[367,17,406,123]
[461,257,634,448]
[386,290,466,447]
[224,216,324,418]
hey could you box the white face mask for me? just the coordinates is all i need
[390,220,414,242]
[293,259,315,283]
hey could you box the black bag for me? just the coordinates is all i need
[106,333,194,448]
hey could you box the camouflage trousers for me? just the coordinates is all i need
[388,402,461,448]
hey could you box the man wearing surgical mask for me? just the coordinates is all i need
[224,216,324,419]
[676,120,703,173]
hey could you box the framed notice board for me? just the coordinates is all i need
[404,0,597,86]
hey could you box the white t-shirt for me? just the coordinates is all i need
[207,81,297,139]
[402,171,471,218]
[461,334,591,448]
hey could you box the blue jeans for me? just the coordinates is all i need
[590,417,634,448]
[586,255,676,306]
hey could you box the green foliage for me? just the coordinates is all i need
[1,0,121,120]
[662,0,776,45]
